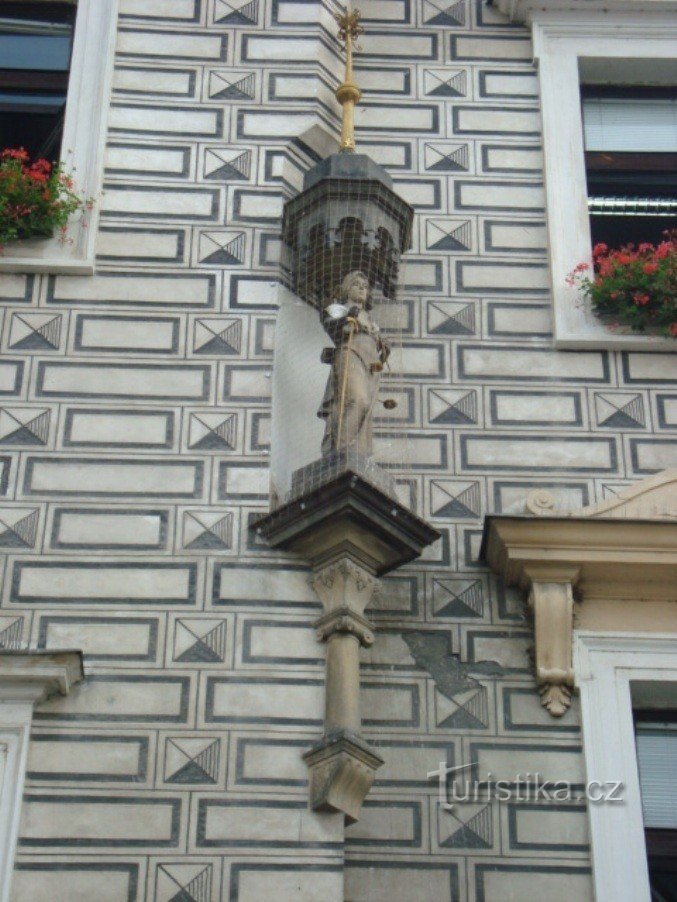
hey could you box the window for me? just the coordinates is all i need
[634,709,677,901]
[0,2,76,160]
[0,0,118,274]
[583,88,677,249]
[525,8,677,349]
[575,635,677,902]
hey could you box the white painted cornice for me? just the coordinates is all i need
[0,650,84,702]
[494,0,677,25]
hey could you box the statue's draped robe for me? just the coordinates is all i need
[318,306,389,456]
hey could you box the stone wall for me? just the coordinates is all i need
[2,0,674,899]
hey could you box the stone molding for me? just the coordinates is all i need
[482,470,677,716]
[0,650,84,703]
[253,470,440,575]
[525,469,676,521]
[495,0,677,27]
[306,556,383,820]
[528,577,578,716]
[315,606,375,647]
[254,474,438,821]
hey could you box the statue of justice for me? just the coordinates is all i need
[318,270,395,457]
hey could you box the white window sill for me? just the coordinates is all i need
[0,230,95,275]
[554,286,677,350]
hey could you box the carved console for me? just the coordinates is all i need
[254,475,439,820]
[526,568,580,716]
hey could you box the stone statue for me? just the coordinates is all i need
[318,270,390,456]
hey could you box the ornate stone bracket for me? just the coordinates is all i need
[526,570,579,717]
[303,731,383,825]
[252,471,439,818]
[305,556,383,822]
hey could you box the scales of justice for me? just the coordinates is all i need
[253,9,438,823]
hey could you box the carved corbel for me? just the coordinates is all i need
[524,566,580,717]
[310,557,380,617]
[304,556,383,821]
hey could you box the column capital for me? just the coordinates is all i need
[311,557,380,617]
[315,606,375,647]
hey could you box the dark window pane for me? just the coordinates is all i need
[645,832,677,902]
[590,215,675,248]
[582,87,677,249]
[0,32,73,71]
[0,106,65,159]
[0,91,67,114]
[0,3,75,160]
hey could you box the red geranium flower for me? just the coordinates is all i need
[0,148,92,246]
[567,232,676,337]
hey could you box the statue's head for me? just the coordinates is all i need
[340,270,371,310]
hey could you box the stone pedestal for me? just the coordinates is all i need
[254,470,439,577]
[290,451,396,504]
[253,484,439,821]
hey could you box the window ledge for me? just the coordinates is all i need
[0,238,94,275]
[496,0,677,24]
[553,295,677,350]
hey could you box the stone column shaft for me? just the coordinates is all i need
[303,556,384,822]
[325,632,361,733]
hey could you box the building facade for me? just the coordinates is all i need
[0,0,675,899]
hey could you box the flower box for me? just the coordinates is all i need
[568,233,676,338]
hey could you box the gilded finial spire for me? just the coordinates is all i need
[334,7,364,152]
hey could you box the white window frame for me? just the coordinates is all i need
[0,652,83,901]
[0,705,33,901]
[574,631,677,902]
[0,0,119,275]
[532,10,677,350]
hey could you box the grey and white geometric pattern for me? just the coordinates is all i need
[8,312,62,351]
[3,0,672,895]
[0,507,39,547]
[156,863,213,902]
[173,618,228,663]
[164,737,220,783]
[182,510,234,549]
